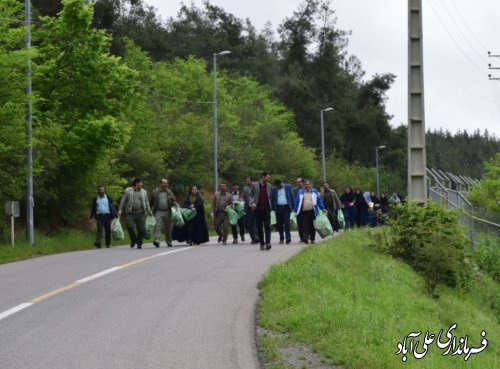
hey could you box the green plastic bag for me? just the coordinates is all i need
[270,210,276,226]
[144,215,156,240]
[111,219,124,241]
[313,211,334,238]
[337,209,345,229]
[180,207,197,221]
[290,212,297,228]
[225,206,238,225]
[171,206,185,228]
[233,201,245,219]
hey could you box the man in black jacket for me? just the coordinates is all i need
[90,185,117,248]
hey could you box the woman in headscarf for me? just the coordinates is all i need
[173,185,209,245]
[340,186,356,229]
[354,188,368,227]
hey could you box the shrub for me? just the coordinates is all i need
[383,202,470,296]
[472,233,500,282]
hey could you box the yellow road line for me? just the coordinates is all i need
[32,282,79,303]
[1,246,194,322]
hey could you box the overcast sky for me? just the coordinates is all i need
[145,0,500,137]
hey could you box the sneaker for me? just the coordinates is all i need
[286,239,291,244]
[241,236,245,242]
[94,242,101,249]
[265,243,272,250]
[153,241,160,248]
[218,236,222,243]
[233,239,238,244]
[137,244,142,249]
[260,245,265,250]
[279,240,284,244]
[130,242,136,248]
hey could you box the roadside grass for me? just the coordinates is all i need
[0,229,131,265]
[258,229,500,369]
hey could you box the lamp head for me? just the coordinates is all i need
[322,107,334,112]
[216,50,231,56]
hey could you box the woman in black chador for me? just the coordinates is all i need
[173,185,209,245]
[354,188,368,227]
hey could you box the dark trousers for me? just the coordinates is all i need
[245,208,258,243]
[325,208,339,232]
[95,214,112,247]
[126,212,146,246]
[275,205,291,241]
[298,210,315,242]
[231,216,245,240]
[254,208,271,245]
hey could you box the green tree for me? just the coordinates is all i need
[469,152,500,212]
[33,0,135,225]
[0,0,31,225]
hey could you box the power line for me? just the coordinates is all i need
[0,17,40,25]
[449,1,490,52]
[438,0,488,64]
[425,0,487,76]
[147,89,212,104]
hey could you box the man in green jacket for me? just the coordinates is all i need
[320,181,342,232]
[149,178,178,247]
[118,177,153,249]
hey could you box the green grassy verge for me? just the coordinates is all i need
[0,229,129,265]
[258,229,500,369]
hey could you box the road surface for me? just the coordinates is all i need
[0,232,310,369]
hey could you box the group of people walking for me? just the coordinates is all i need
[90,173,395,250]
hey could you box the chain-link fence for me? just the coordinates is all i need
[428,183,500,251]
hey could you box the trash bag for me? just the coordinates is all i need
[313,212,334,238]
[225,206,238,226]
[180,207,197,221]
[290,212,297,227]
[144,215,156,240]
[111,219,124,241]
[233,201,245,219]
[270,210,276,226]
[171,206,185,228]
[337,209,345,229]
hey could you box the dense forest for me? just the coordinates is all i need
[1,0,498,231]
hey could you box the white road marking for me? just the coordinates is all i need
[75,266,123,284]
[0,246,193,322]
[0,303,34,321]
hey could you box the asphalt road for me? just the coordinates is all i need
[0,232,308,369]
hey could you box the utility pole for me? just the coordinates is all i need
[212,50,231,193]
[25,0,34,245]
[407,0,427,204]
[488,51,500,80]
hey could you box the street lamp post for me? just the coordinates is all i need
[25,0,34,245]
[320,107,334,183]
[213,50,231,193]
[376,145,386,196]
